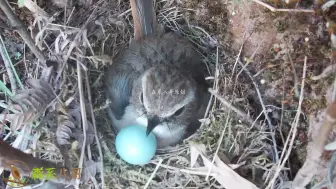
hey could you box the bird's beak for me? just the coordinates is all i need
[146,115,160,136]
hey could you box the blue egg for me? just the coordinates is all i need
[115,125,157,165]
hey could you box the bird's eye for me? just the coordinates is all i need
[140,93,144,104]
[174,107,184,116]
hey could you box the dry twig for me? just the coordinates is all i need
[311,64,336,81]
[0,0,47,64]
[267,56,308,189]
[252,0,314,13]
[76,60,88,189]
[208,88,260,127]
[84,71,105,188]
[285,43,299,98]
[144,159,163,189]
[0,35,18,94]
[292,100,336,188]
[237,59,279,162]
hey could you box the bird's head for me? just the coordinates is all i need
[131,65,197,135]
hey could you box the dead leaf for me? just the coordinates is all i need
[56,119,75,145]
[190,143,206,168]
[74,121,95,148]
[22,0,49,17]
[68,104,82,126]
[56,110,95,147]
[189,144,259,189]
[0,79,56,132]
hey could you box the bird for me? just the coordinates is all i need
[105,0,210,149]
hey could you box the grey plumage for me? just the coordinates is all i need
[105,0,210,148]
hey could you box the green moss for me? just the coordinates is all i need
[274,20,288,33]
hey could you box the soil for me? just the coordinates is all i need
[183,0,335,181]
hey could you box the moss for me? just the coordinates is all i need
[274,20,289,33]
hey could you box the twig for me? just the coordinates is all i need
[230,31,247,82]
[208,89,259,127]
[0,35,24,90]
[205,101,232,181]
[84,71,105,188]
[267,56,307,189]
[185,45,216,140]
[21,0,49,17]
[0,0,47,64]
[285,43,299,98]
[214,46,220,104]
[328,152,336,189]
[333,76,336,102]
[310,152,336,189]
[311,64,336,81]
[293,97,336,187]
[0,22,17,30]
[76,60,87,189]
[144,159,163,189]
[150,161,217,177]
[237,59,279,162]
[0,35,17,94]
[252,0,314,13]
[0,59,23,75]
[118,8,131,17]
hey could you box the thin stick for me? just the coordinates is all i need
[213,46,220,108]
[150,161,217,177]
[286,42,299,97]
[230,34,245,82]
[76,61,87,189]
[237,59,279,162]
[185,45,215,140]
[266,56,307,189]
[0,36,17,94]
[0,35,24,90]
[333,77,336,102]
[144,159,163,189]
[84,71,105,188]
[208,89,259,127]
[0,59,23,75]
[252,0,314,13]
[0,0,47,64]
[205,103,232,181]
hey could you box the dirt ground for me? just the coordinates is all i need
[0,0,336,188]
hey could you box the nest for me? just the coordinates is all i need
[2,0,335,188]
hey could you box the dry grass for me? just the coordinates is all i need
[0,0,335,188]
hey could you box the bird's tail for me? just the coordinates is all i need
[130,0,156,41]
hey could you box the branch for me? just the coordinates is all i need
[0,0,47,64]
[292,100,336,188]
